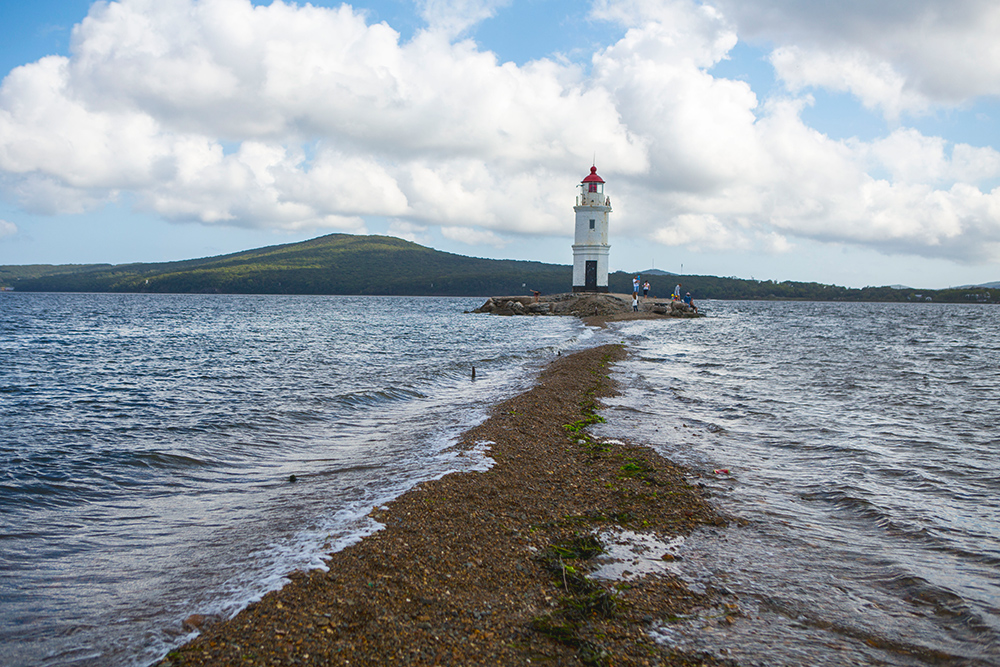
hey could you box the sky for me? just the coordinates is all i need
[1,0,999,289]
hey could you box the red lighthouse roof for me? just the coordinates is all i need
[581,166,604,184]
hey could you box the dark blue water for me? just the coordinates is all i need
[0,293,592,667]
[599,301,1000,666]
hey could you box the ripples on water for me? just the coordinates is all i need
[0,293,591,667]
[598,301,1000,666]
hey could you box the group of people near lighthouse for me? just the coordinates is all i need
[631,275,651,311]
[631,275,697,313]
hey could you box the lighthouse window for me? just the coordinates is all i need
[588,182,598,192]
[589,219,596,230]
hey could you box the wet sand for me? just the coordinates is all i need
[156,344,732,666]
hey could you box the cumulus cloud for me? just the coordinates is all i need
[387,220,430,244]
[0,219,17,238]
[715,0,1000,112]
[0,0,998,265]
[441,225,507,247]
[769,46,927,121]
[417,0,512,37]
[0,0,642,232]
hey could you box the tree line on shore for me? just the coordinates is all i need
[1,233,995,304]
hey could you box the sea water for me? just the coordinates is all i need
[4,295,998,667]
[597,300,1000,666]
[0,293,592,667]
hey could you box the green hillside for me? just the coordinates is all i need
[0,263,112,282]
[4,234,571,296]
[606,273,996,303]
[2,233,995,303]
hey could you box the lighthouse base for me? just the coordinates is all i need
[572,286,609,293]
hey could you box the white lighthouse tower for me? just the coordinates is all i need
[572,166,611,292]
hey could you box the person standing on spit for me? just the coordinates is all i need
[643,281,650,298]
[632,293,639,311]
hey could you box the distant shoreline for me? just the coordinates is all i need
[3,233,994,303]
[155,344,730,666]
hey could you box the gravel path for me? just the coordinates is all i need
[156,344,733,667]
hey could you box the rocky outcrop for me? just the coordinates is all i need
[652,300,700,317]
[472,292,703,319]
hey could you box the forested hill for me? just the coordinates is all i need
[3,234,573,296]
[1,233,996,303]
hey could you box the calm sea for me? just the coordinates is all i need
[0,293,592,667]
[2,295,998,667]
[598,300,1000,666]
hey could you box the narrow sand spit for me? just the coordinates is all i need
[156,344,734,667]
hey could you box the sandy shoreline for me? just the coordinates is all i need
[155,344,732,667]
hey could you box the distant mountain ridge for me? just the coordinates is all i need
[1,234,573,296]
[1,233,996,303]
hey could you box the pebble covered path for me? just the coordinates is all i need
[156,344,733,667]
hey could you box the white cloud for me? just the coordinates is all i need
[769,46,928,121]
[863,129,1000,187]
[272,150,409,218]
[867,129,950,183]
[0,56,170,190]
[715,0,1000,110]
[0,0,998,269]
[651,213,751,251]
[417,0,511,37]
[387,220,429,244]
[0,219,17,238]
[590,0,737,67]
[0,0,643,227]
[441,225,507,247]
[950,144,1000,185]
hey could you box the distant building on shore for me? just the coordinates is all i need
[572,166,611,293]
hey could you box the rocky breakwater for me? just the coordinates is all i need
[473,292,702,320]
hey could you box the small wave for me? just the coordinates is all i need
[334,386,427,408]
[311,463,386,478]
[797,485,979,555]
[671,391,704,405]
[127,451,214,470]
[677,418,726,434]
[879,572,991,629]
[800,486,886,521]
[0,447,218,511]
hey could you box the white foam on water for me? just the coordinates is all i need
[154,433,502,666]
[434,439,496,473]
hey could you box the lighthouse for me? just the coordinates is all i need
[572,166,611,292]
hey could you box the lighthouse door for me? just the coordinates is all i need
[585,261,597,290]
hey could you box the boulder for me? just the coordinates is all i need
[669,300,699,317]
[527,302,552,314]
